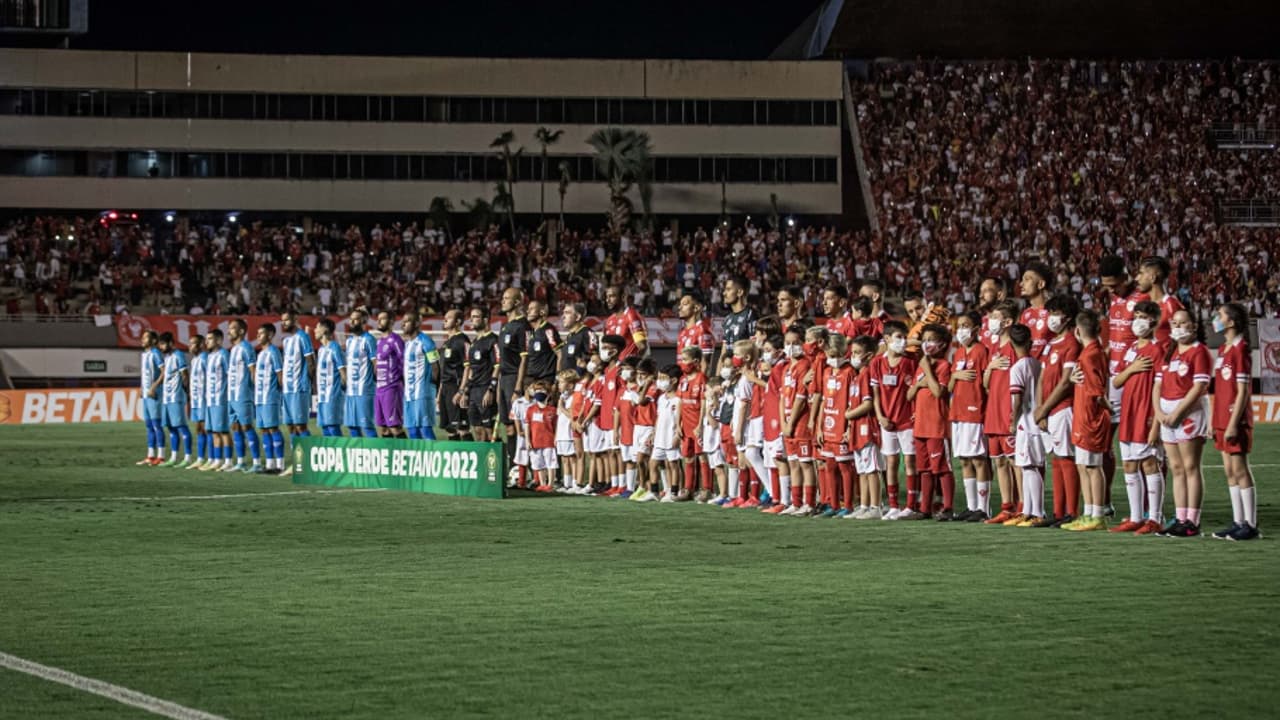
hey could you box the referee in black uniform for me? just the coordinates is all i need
[459,306,500,442]
[558,302,594,372]
[437,308,470,440]
[496,288,531,467]
[523,300,561,387]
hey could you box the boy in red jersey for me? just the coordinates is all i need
[1110,301,1164,533]
[1099,254,1149,511]
[982,300,1021,523]
[847,335,883,518]
[1064,310,1112,531]
[525,381,559,492]
[676,346,708,501]
[759,333,791,511]
[950,311,992,521]
[1007,324,1045,526]
[977,277,1010,349]
[1210,303,1259,540]
[572,349,606,494]
[818,333,859,517]
[803,325,834,511]
[613,357,641,497]
[629,359,661,500]
[780,324,816,515]
[1032,296,1082,527]
[871,320,919,519]
[1153,310,1211,538]
[731,340,765,508]
[908,324,953,519]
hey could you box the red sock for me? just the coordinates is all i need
[819,464,832,507]
[918,472,934,514]
[750,471,761,500]
[742,467,754,500]
[1051,458,1067,518]
[839,463,855,511]
[1062,460,1081,516]
[684,462,697,491]
[770,468,781,502]
[700,459,712,491]
[518,465,528,488]
[887,482,900,509]
[905,472,918,511]
[939,471,955,511]
[803,484,815,507]
[1002,501,1014,513]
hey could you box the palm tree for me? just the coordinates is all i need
[463,197,493,232]
[586,127,654,236]
[534,127,564,223]
[557,159,572,230]
[490,130,522,239]
[492,181,515,239]
[428,195,454,241]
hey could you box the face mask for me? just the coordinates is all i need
[1047,315,1065,333]
[922,340,941,355]
[955,327,973,345]
[600,349,615,361]
[803,341,818,354]
[731,356,745,368]
[719,367,734,381]
[1171,327,1192,343]
[785,344,803,359]
[620,368,634,380]
[1131,317,1151,337]
[656,379,671,392]
[761,351,775,365]
[533,392,548,404]
[827,357,842,368]
[850,355,864,369]
[987,318,1003,335]
[888,338,906,355]
[1212,317,1227,334]
[587,361,599,373]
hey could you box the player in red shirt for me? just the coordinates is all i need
[822,285,857,339]
[676,345,709,500]
[1099,254,1150,513]
[1135,257,1184,349]
[1152,309,1211,537]
[627,359,659,500]
[977,277,1010,349]
[847,335,882,517]
[613,357,642,497]
[982,300,1021,523]
[818,333,859,517]
[676,292,716,373]
[578,335,626,495]
[1109,300,1164,534]
[779,323,816,514]
[802,325,834,510]
[759,333,791,511]
[870,320,919,518]
[849,296,883,342]
[949,311,992,521]
[908,324,953,519]
[775,286,805,337]
[1064,310,1112,531]
[1210,303,1259,540]
[1018,261,1055,359]
[604,285,649,360]
[1031,296,1082,527]
[524,380,559,491]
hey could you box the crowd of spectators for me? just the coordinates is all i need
[1,58,1278,321]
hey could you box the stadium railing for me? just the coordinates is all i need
[0,314,95,324]
[1208,123,1279,150]
[1219,200,1280,227]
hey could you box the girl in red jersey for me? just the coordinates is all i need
[1210,303,1260,541]
[908,324,953,519]
[949,311,992,521]
[982,301,1021,524]
[779,324,817,515]
[871,320,919,519]
[1152,310,1211,538]
[1109,301,1165,534]
[818,334,859,518]
[847,335,883,518]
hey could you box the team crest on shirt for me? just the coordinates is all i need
[1050,352,1059,364]
[1221,366,1232,380]
[1177,364,1189,377]
[504,334,511,344]
[823,417,835,430]
[1036,319,1045,329]
[608,381,616,390]
[1127,301,1136,311]
[567,346,575,355]
[532,341,542,351]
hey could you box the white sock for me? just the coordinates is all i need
[1022,466,1043,517]
[977,481,992,515]
[625,468,637,491]
[1241,486,1257,527]
[1125,472,1143,523]
[1084,503,1095,518]
[563,473,574,489]
[1143,472,1164,523]
[1230,485,1244,524]
[779,475,791,505]
[963,477,977,511]
[728,468,740,498]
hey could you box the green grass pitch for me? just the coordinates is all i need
[1,422,1277,718]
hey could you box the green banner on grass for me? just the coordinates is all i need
[292,436,505,499]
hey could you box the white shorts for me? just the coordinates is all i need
[633,425,655,455]
[620,443,637,464]
[1120,441,1161,462]
[880,428,915,456]
[515,435,529,466]
[1014,422,1045,468]
[701,423,721,455]
[586,424,613,454]
[745,417,764,448]
[1159,397,1210,445]
[950,421,986,458]
[556,440,577,457]
[764,437,783,468]
[529,447,558,471]
[706,446,726,469]
[1075,447,1103,467]
[1042,409,1074,458]
[651,445,682,462]
[855,445,885,475]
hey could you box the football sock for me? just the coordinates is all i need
[1061,461,1081,516]
[1124,472,1144,523]
[232,431,245,461]
[918,472,934,514]
[1188,507,1202,525]
[1103,449,1116,505]
[839,463,855,511]
[905,472,918,512]
[802,484,815,507]
[887,481,900,509]
[246,430,261,461]
[168,429,179,454]
[1144,472,1164,522]
[1022,466,1044,518]
[271,430,285,462]
[421,426,435,440]
[1241,486,1257,527]
[362,426,376,438]
[178,426,192,455]
[1230,485,1243,524]
[348,427,363,438]
[196,433,207,461]
[978,480,992,515]
[406,427,422,439]
[770,468,781,503]
[727,468,740,498]
[940,472,955,511]
[779,474,792,506]
[625,468,637,491]
[963,476,977,511]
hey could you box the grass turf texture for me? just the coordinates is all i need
[1,423,1277,719]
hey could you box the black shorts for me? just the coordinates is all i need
[497,373,518,425]
[440,382,465,432]
[466,385,497,428]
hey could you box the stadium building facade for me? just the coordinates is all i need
[0,49,844,216]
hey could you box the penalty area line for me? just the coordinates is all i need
[28,488,387,503]
[0,650,228,720]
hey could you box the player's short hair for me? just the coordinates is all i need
[1099,254,1127,280]
[959,310,982,327]
[1024,261,1055,290]
[208,328,223,342]
[1045,294,1080,321]
[259,323,276,337]
[621,355,641,369]
[725,274,750,292]
[922,323,952,344]
[281,309,298,319]
[859,278,884,295]
[780,285,804,300]
[882,320,908,337]
[142,329,158,343]
[850,296,873,318]
[470,306,490,321]
[990,299,1019,321]
[804,325,829,343]
[158,332,174,344]
[1075,309,1101,339]
[823,283,849,300]
[229,319,246,333]
[1133,300,1160,319]
[763,333,784,351]
[565,302,586,318]
[851,335,878,355]
[732,339,758,360]
[706,375,723,389]
[637,358,657,374]
[1139,256,1170,283]
[188,334,204,345]
[680,290,704,306]
[982,276,1007,294]
[826,333,849,355]
[903,291,924,304]
[1220,303,1250,345]
[785,320,810,338]
[556,370,579,385]
[660,364,684,380]
[317,318,335,334]
[1007,323,1032,349]
[754,315,782,337]
[601,334,626,350]
[680,346,702,362]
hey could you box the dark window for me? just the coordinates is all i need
[711,100,754,125]
[622,99,654,124]
[507,98,537,124]
[426,97,449,122]
[334,95,366,122]
[450,97,482,123]
[784,157,813,182]
[537,98,564,124]
[221,93,252,120]
[565,98,594,124]
[278,94,309,120]
[394,96,424,122]
[727,157,759,183]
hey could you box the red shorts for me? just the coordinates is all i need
[1214,427,1252,454]
[986,434,1015,458]
[819,440,853,461]
[784,435,814,461]
[680,431,702,457]
[719,424,738,466]
[917,437,951,473]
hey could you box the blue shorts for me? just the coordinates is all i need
[229,400,254,428]
[283,392,311,425]
[190,405,205,423]
[345,394,374,428]
[162,402,187,428]
[318,398,344,428]
[255,403,281,430]
[404,399,429,429]
[206,404,229,433]
[143,397,161,422]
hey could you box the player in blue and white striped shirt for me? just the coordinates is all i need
[401,311,440,440]
[281,311,315,447]
[254,323,285,474]
[137,330,166,465]
[202,328,234,472]
[187,335,209,470]
[227,318,261,472]
[158,332,194,467]
[315,318,346,436]
[344,309,378,437]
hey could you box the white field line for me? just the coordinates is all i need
[0,650,228,720]
[28,488,386,503]
[1202,464,1278,469]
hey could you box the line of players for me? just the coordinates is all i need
[500,259,1259,541]
[136,308,441,475]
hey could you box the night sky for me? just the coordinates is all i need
[73,0,825,60]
